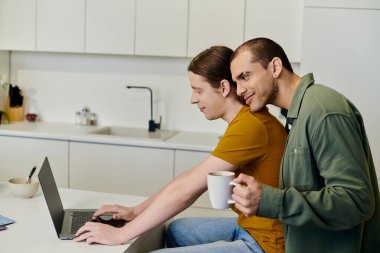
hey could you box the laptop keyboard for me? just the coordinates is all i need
[70,212,93,234]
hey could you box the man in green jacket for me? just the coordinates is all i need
[230,37,380,252]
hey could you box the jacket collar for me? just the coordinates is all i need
[286,73,315,123]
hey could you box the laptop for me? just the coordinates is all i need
[38,157,125,240]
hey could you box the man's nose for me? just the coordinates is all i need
[236,83,245,96]
[190,94,198,104]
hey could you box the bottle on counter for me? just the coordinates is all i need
[80,107,90,125]
[75,111,81,125]
[89,113,97,126]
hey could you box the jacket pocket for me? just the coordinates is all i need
[287,147,318,191]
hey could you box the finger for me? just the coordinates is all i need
[233,173,254,185]
[232,182,251,198]
[93,205,117,217]
[229,181,241,187]
[113,213,126,220]
[74,225,93,242]
[74,231,93,242]
[75,225,87,237]
[86,236,99,245]
[75,222,97,236]
[234,202,256,217]
[232,190,252,206]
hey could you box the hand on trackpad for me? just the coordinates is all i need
[94,215,127,228]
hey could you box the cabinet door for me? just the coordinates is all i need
[69,142,174,196]
[187,0,245,57]
[85,0,135,55]
[174,150,212,208]
[36,0,85,52]
[0,136,69,187]
[301,4,380,177]
[135,0,188,57]
[245,0,303,62]
[0,0,36,50]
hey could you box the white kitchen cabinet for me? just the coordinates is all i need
[135,0,188,57]
[244,0,303,62]
[85,0,135,55]
[174,150,212,208]
[187,0,245,57]
[69,142,174,197]
[301,1,380,178]
[0,0,36,51]
[0,136,68,187]
[36,0,85,52]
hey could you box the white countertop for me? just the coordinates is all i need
[0,121,220,152]
[0,181,150,253]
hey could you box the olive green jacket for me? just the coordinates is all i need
[258,73,380,252]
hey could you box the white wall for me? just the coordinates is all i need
[9,51,295,133]
[9,51,228,133]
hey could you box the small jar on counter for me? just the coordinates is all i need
[89,113,97,126]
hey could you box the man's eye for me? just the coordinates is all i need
[240,73,249,81]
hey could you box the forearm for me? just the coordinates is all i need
[132,168,194,216]
[119,177,203,242]
[259,183,374,230]
[131,192,159,217]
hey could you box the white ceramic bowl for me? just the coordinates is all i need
[8,177,39,198]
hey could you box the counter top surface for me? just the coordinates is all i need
[0,122,219,152]
[0,181,148,253]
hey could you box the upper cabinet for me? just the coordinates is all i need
[0,0,36,51]
[187,0,245,57]
[0,0,303,60]
[85,0,135,55]
[135,0,188,57]
[36,0,85,53]
[245,0,303,62]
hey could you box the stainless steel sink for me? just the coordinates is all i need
[89,126,178,141]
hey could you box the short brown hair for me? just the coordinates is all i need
[188,46,235,90]
[232,38,293,73]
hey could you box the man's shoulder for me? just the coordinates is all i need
[303,83,352,116]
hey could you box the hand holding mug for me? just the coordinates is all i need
[231,173,263,217]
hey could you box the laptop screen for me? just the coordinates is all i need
[38,157,64,236]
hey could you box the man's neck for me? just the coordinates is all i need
[223,101,244,123]
[273,72,301,110]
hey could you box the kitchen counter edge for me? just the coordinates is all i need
[0,122,218,152]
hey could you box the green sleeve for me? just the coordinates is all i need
[258,114,375,230]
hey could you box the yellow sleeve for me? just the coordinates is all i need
[212,109,268,167]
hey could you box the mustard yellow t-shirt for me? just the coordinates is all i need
[212,106,287,253]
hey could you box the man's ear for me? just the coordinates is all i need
[271,57,283,79]
[220,79,231,97]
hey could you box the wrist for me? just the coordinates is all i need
[257,184,283,218]
[130,206,141,219]
[117,224,133,244]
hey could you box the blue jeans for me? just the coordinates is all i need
[150,217,265,253]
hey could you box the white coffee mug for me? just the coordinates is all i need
[207,171,236,209]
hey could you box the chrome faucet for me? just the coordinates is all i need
[126,85,161,132]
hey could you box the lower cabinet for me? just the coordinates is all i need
[0,136,69,187]
[0,134,236,213]
[174,150,212,208]
[69,141,174,197]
